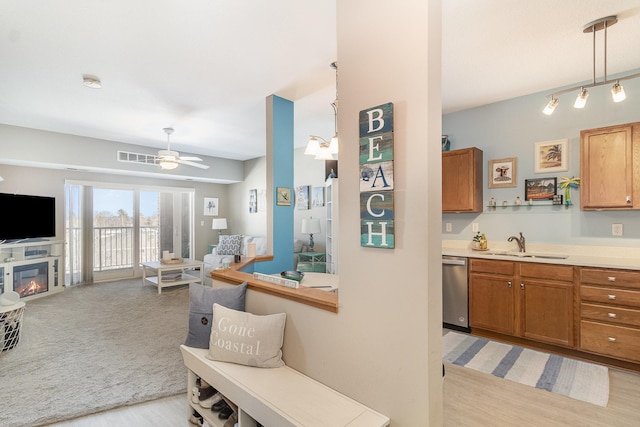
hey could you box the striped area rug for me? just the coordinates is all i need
[442,331,609,407]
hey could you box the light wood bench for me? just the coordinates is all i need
[180,345,390,427]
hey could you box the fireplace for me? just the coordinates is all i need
[13,261,49,298]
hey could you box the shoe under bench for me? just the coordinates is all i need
[180,345,390,427]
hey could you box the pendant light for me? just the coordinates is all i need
[542,15,640,115]
[305,62,339,160]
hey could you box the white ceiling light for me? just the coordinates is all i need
[611,81,626,102]
[574,88,589,109]
[542,97,558,115]
[305,62,339,160]
[542,16,640,115]
[82,75,102,89]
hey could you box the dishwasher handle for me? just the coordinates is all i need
[443,258,467,266]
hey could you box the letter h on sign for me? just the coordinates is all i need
[358,102,394,249]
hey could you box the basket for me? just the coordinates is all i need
[161,258,184,264]
[1,302,25,353]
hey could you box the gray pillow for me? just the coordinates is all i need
[207,303,286,368]
[217,234,243,255]
[184,282,247,349]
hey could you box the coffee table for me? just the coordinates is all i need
[140,259,204,294]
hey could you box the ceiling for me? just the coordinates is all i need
[1,0,640,163]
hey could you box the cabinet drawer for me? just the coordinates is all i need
[470,258,515,275]
[580,320,640,362]
[519,263,574,282]
[580,268,640,289]
[581,303,640,327]
[580,285,640,308]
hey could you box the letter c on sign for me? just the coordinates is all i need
[366,193,385,217]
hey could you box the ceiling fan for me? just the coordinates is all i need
[156,127,209,170]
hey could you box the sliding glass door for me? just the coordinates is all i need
[65,181,194,284]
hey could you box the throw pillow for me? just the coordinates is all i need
[207,303,286,368]
[217,234,243,255]
[184,282,247,349]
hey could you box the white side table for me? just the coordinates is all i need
[1,301,25,352]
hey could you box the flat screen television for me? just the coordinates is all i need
[0,193,56,242]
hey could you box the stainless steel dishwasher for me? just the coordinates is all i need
[442,255,470,332]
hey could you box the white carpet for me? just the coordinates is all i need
[443,331,610,407]
[0,279,190,427]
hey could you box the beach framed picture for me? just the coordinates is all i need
[534,139,568,173]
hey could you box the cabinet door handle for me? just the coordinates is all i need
[507,281,512,288]
[608,337,617,343]
[608,312,617,318]
[520,283,524,290]
[607,276,616,282]
[608,294,617,300]
[627,196,632,204]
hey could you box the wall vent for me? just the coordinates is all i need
[117,150,158,166]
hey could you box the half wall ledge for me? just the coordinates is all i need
[210,256,338,313]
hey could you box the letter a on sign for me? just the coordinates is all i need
[359,102,394,249]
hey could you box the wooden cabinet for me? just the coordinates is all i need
[579,267,640,363]
[469,259,515,335]
[469,258,575,347]
[443,147,483,212]
[580,121,640,210]
[519,262,575,347]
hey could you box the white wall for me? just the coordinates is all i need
[238,1,443,425]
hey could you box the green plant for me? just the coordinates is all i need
[472,232,486,242]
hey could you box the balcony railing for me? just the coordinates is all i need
[93,226,159,271]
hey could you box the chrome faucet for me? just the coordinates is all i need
[508,232,526,252]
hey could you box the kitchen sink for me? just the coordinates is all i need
[482,250,568,259]
[504,251,568,259]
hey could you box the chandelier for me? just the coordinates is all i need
[305,62,339,160]
[543,15,640,115]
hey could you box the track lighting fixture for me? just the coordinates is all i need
[542,15,640,115]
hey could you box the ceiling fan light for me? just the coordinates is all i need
[574,88,589,109]
[611,82,626,102]
[304,137,320,156]
[159,160,179,170]
[543,97,559,115]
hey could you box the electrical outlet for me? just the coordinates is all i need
[445,223,452,232]
[472,223,479,233]
[200,220,204,226]
[612,223,623,236]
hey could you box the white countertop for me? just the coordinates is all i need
[443,240,640,270]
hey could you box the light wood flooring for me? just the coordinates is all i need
[50,357,640,427]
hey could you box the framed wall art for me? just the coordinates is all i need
[295,185,310,210]
[276,187,291,206]
[203,197,219,216]
[311,186,325,208]
[534,138,568,173]
[525,177,557,200]
[488,157,517,188]
[249,189,257,213]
